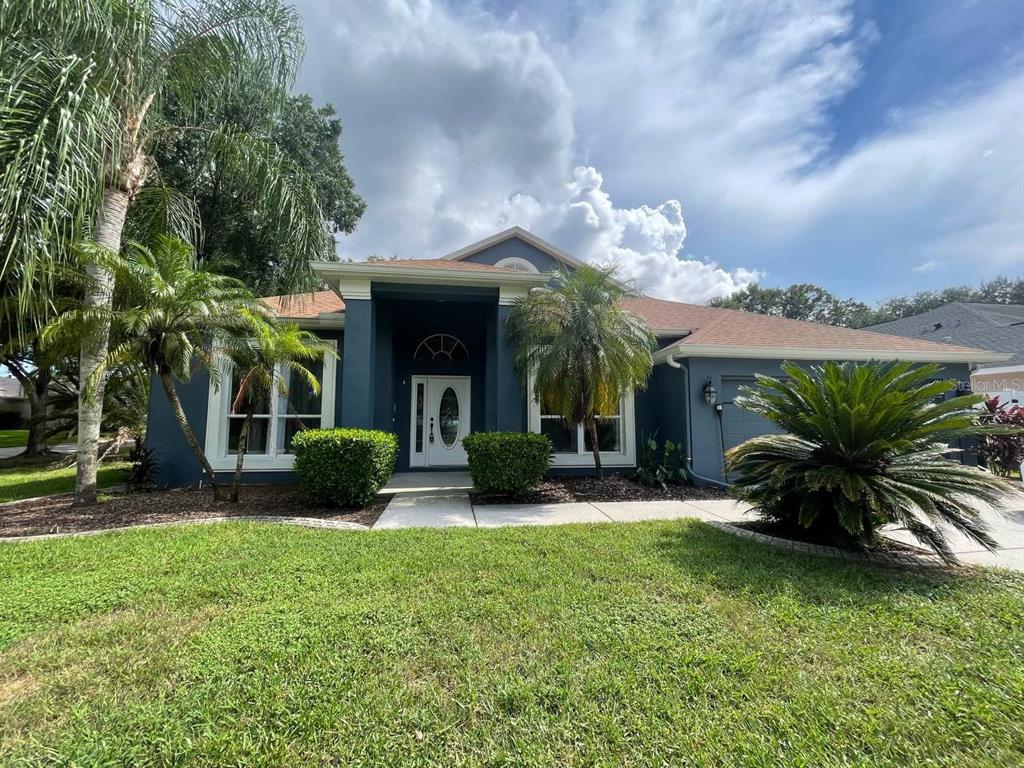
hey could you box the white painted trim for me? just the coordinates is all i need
[442,226,587,271]
[494,256,540,274]
[498,284,532,306]
[204,339,338,472]
[652,343,1009,365]
[312,261,549,291]
[972,363,1024,375]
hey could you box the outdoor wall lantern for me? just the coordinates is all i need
[702,377,718,406]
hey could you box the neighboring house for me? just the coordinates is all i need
[147,227,1008,487]
[0,377,29,425]
[867,303,1024,404]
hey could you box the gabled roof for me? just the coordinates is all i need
[624,296,1009,364]
[443,226,585,271]
[866,302,1024,366]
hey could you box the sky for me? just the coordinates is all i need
[294,0,1024,304]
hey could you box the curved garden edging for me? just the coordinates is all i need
[0,515,369,543]
[705,520,950,570]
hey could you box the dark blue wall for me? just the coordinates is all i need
[461,238,564,273]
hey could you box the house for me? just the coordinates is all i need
[147,227,1009,487]
[867,303,1024,404]
[0,377,29,426]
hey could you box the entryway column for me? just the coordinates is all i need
[340,297,375,428]
[494,302,526,431]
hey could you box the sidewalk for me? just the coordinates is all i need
[373,472,1024,571]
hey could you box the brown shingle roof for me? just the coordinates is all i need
[622,296,993,357]
[262,290,344,319]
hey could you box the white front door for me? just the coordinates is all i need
[410,376,471,467]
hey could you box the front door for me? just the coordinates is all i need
[410,376,471,467]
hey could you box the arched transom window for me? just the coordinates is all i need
[414,334,469,360]
[494,256,540,273]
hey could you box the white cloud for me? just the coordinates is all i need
[296,0,1023,304]
[912,259,942,273]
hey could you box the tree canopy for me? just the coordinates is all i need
[710,275,1024,328]
[153,89,365,294]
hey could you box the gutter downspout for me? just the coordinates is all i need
[665,351,730,489]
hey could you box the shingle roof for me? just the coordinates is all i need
[622,296,997,359]
[262,290,344,319]
[866,303,1024,366]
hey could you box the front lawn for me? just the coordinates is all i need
[0,458,128,504]
[1,522,1021,766]
[0,429,28,449]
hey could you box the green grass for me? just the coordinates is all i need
[0,460,128,503]
[1,522,1021,766]
[0,430,28,449]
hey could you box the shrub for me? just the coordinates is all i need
[726,360,1012,562]
[976,397,1024,477]
[292,428,398,507]
[463,432,551,494]
[636,434,688,489]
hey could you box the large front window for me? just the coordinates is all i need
[206,342,336,470]
[529,384,635,467]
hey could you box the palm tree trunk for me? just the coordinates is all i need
[586,416,604,480]
[74,187,127,505]
[230,408,253,503]
[159,371,222,501]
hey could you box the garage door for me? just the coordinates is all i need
[719,376,781,451]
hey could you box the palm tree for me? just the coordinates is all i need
[507,265,656,479]
[1,0,329,505]
[44,235,265,501]
[726,360,1014,563]
[219,322,335,502]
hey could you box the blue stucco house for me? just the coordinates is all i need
[147,227,1007,488]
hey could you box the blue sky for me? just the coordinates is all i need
[296,0,1023,304]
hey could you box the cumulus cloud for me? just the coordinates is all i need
[296,0,1023,303]
[296,0,758,302]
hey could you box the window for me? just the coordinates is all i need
[529,379,635,467]
[414,333,469,360]
[205,341,336,470]
[494,256,540,273]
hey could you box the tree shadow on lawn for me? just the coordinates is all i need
[651,520,966,607]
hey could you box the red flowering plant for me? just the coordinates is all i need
[976,397,1024,477]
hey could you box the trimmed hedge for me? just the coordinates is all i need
[292,428,398,507]
[463,432,551,494]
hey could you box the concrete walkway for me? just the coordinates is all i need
[373,473,1024,571]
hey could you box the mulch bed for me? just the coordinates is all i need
[0,485,390,538]
[471,475,729,505]
[732,519,928,557]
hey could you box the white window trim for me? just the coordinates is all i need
[204,340,337,471]
[494,256,540,274]
[526,371,636,467]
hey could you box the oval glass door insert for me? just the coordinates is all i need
[438,387,460,448]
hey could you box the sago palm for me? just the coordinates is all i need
[507,265,655,478]
[1,0,328,504]
[726,361,1013,563]
[45,235,265,500]
[219,322,336,503]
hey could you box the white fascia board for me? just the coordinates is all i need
[311,261,550,289]
[275,313,345,330]
[971,363,1024,375]
[653,343,1011,365]
[442,226,587,270]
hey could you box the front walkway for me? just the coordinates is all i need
[374,472,752,530]
[374,473,1024,571]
